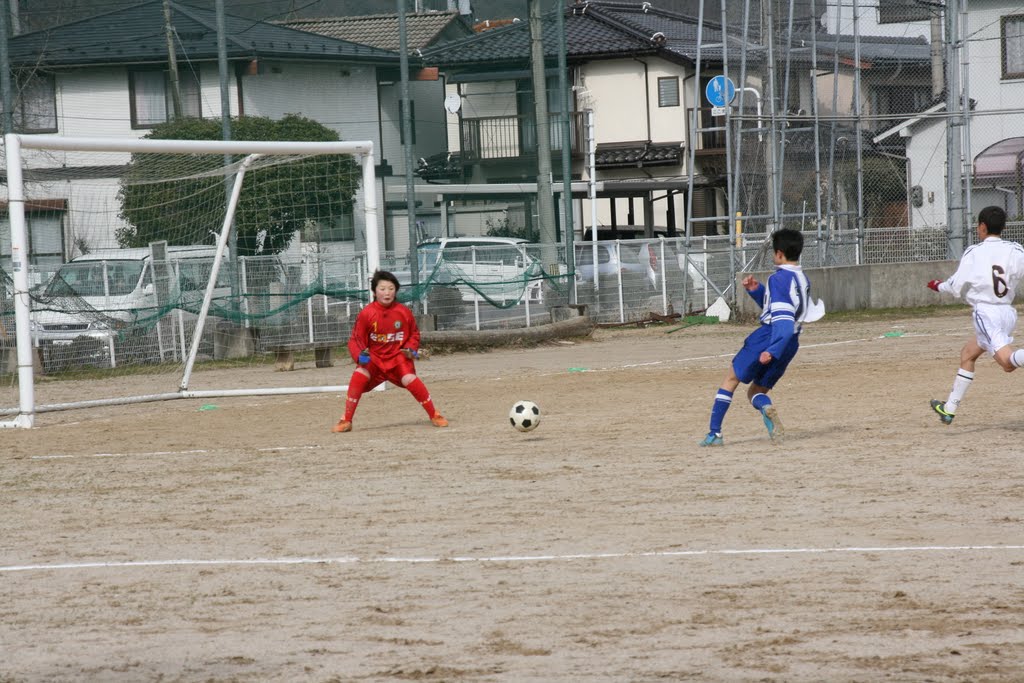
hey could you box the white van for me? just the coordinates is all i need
[31,245,227,348]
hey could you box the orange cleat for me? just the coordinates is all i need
[430,414,449,428]
[331,419,352,433]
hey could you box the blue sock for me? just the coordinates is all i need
[751,392,772,412]
[709,389,733,434]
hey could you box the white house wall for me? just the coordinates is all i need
[821,0,931,40]
[904,120,947,227]
[1,61,391,262]
[240,62,379,145]
[578,60,655,144]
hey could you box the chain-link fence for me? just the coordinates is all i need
[6,223,1020,376]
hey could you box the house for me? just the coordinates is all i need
[873,0,1024,230]
[279,11,475,254]
[417,0,934,240]
[419,0,761,239]
[0,0,401,276]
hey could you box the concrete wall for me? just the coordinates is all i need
[735,260,960,319]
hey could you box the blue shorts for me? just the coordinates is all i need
[731,325,800,390]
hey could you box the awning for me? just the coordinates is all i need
[973,137,1024,178]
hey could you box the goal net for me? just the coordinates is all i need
[1,134,378,428]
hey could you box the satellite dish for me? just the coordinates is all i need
[444,93,462,114]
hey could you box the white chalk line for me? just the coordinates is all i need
[3,544,1023,574]
[30,445,321,461]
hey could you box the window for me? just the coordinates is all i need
[129,68,201,128]
[1003,15,1024,79]
[2,72,58,133]
[0,211,65,283]
[658,76,680,108]
[872,84,933,131]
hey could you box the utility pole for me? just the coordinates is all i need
[555,0,575,303]
[163,0,182,119]
[399,0,419,294]
[944,0,964,257]
[528,0,557,261]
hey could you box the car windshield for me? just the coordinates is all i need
[46,260,145,297]
[418,244,442,271]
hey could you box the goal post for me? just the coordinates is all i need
[1,133,379,428]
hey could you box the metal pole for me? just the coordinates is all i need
[4,134,35,427]
[729,0,754,298]
[528,0,557,261]
[823,3,843,263]
[959,0,973,227]
[720,0,734,262]
[587,110,599,291]
[684,0,705,247]
[163,0,182,119]
[0,0,13,134]
[853,0,865,264]
[763,0,781,231]
[398,0,420,293]
[945,0,964,257]
[556,0,575,304]
[215,0,239,308]
[809,0,824,258]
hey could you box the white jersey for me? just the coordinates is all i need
[939,237,1024,307]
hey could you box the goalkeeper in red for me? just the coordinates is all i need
[332,270,448,433]
[927,205,1024,425]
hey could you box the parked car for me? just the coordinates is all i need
[402,236,545,305]
[575,242,654,289]
[30,246,238,368]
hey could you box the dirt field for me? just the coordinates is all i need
[3,308,1024,682]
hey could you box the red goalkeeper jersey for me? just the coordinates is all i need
[348,300,420,371]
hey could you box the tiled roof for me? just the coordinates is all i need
[8,0,399,68]
[794,32,931,66]
[421,1,929,70]
[595,142,683,168]
[279,11,470,52]
[422,2,698,67]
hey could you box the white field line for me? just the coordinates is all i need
[537,331,963,377]
[30,445,321,461]
[2,544,1023,574]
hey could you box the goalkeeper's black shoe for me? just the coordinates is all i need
[930,400,954,425]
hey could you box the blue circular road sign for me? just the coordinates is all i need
[705,75,736,108]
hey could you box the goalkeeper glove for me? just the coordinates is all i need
[927,279,942,292]
[357,349,370,365]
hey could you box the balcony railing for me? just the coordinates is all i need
[460,112,587,162]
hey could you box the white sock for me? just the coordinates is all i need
[1011,349,1024,368]
[945,369,974,414]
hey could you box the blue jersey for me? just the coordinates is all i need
[747,264,811,359]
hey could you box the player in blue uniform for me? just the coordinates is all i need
[700,228,812,446]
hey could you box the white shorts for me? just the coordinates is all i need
[973,304,1017,354]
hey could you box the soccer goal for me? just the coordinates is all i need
[1,133,379,428]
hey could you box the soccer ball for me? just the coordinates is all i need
[509,400,541,432]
